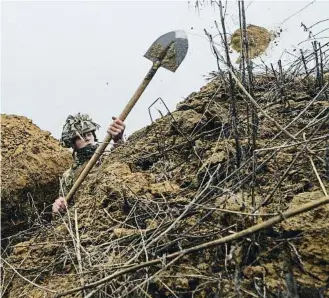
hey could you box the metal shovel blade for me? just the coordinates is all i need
[144,30,188,72]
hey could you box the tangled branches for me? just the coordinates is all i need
[2,1,329,297]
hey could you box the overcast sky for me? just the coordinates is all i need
[1,1,329,141]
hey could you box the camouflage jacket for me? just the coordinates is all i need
[59,159,85,198]
[59,145,102,197]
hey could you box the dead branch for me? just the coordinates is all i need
[55,195,329,297]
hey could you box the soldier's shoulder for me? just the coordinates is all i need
[61,167,75,181]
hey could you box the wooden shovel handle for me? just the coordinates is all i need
[65,61,161,203]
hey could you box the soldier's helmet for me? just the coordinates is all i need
[60,113,101,148]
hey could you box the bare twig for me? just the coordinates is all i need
[1,258,56,294]
[74,209,86,296]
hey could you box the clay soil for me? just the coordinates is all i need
[1,75,329,297]
[1,115,72,241]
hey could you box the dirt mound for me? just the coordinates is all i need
[2,75,329,297]
[1,114,72,241]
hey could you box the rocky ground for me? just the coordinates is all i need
[1,74,329,297]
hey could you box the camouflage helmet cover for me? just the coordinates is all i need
[60,113,101,148]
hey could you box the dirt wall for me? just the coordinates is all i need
[1,114,72,241]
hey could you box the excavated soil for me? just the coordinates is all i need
[230,24,273,63]
[1,75,329,297]
[1,114,72,241]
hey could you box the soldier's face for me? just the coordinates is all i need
[74,131,95,149]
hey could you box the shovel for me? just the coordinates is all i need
[65,30,189,204]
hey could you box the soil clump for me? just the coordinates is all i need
[230,24,273,63]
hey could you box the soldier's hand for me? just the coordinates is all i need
[108,117,125,142]
[52,196,67,213]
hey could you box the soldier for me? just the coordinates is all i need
[52,113,125,213]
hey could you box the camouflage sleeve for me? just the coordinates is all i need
[58,168,75,198]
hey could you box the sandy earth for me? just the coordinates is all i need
[1,114,72,240]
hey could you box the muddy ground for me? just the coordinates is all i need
[1,75,329,297]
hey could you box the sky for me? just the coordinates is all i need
[1,0,329,141]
